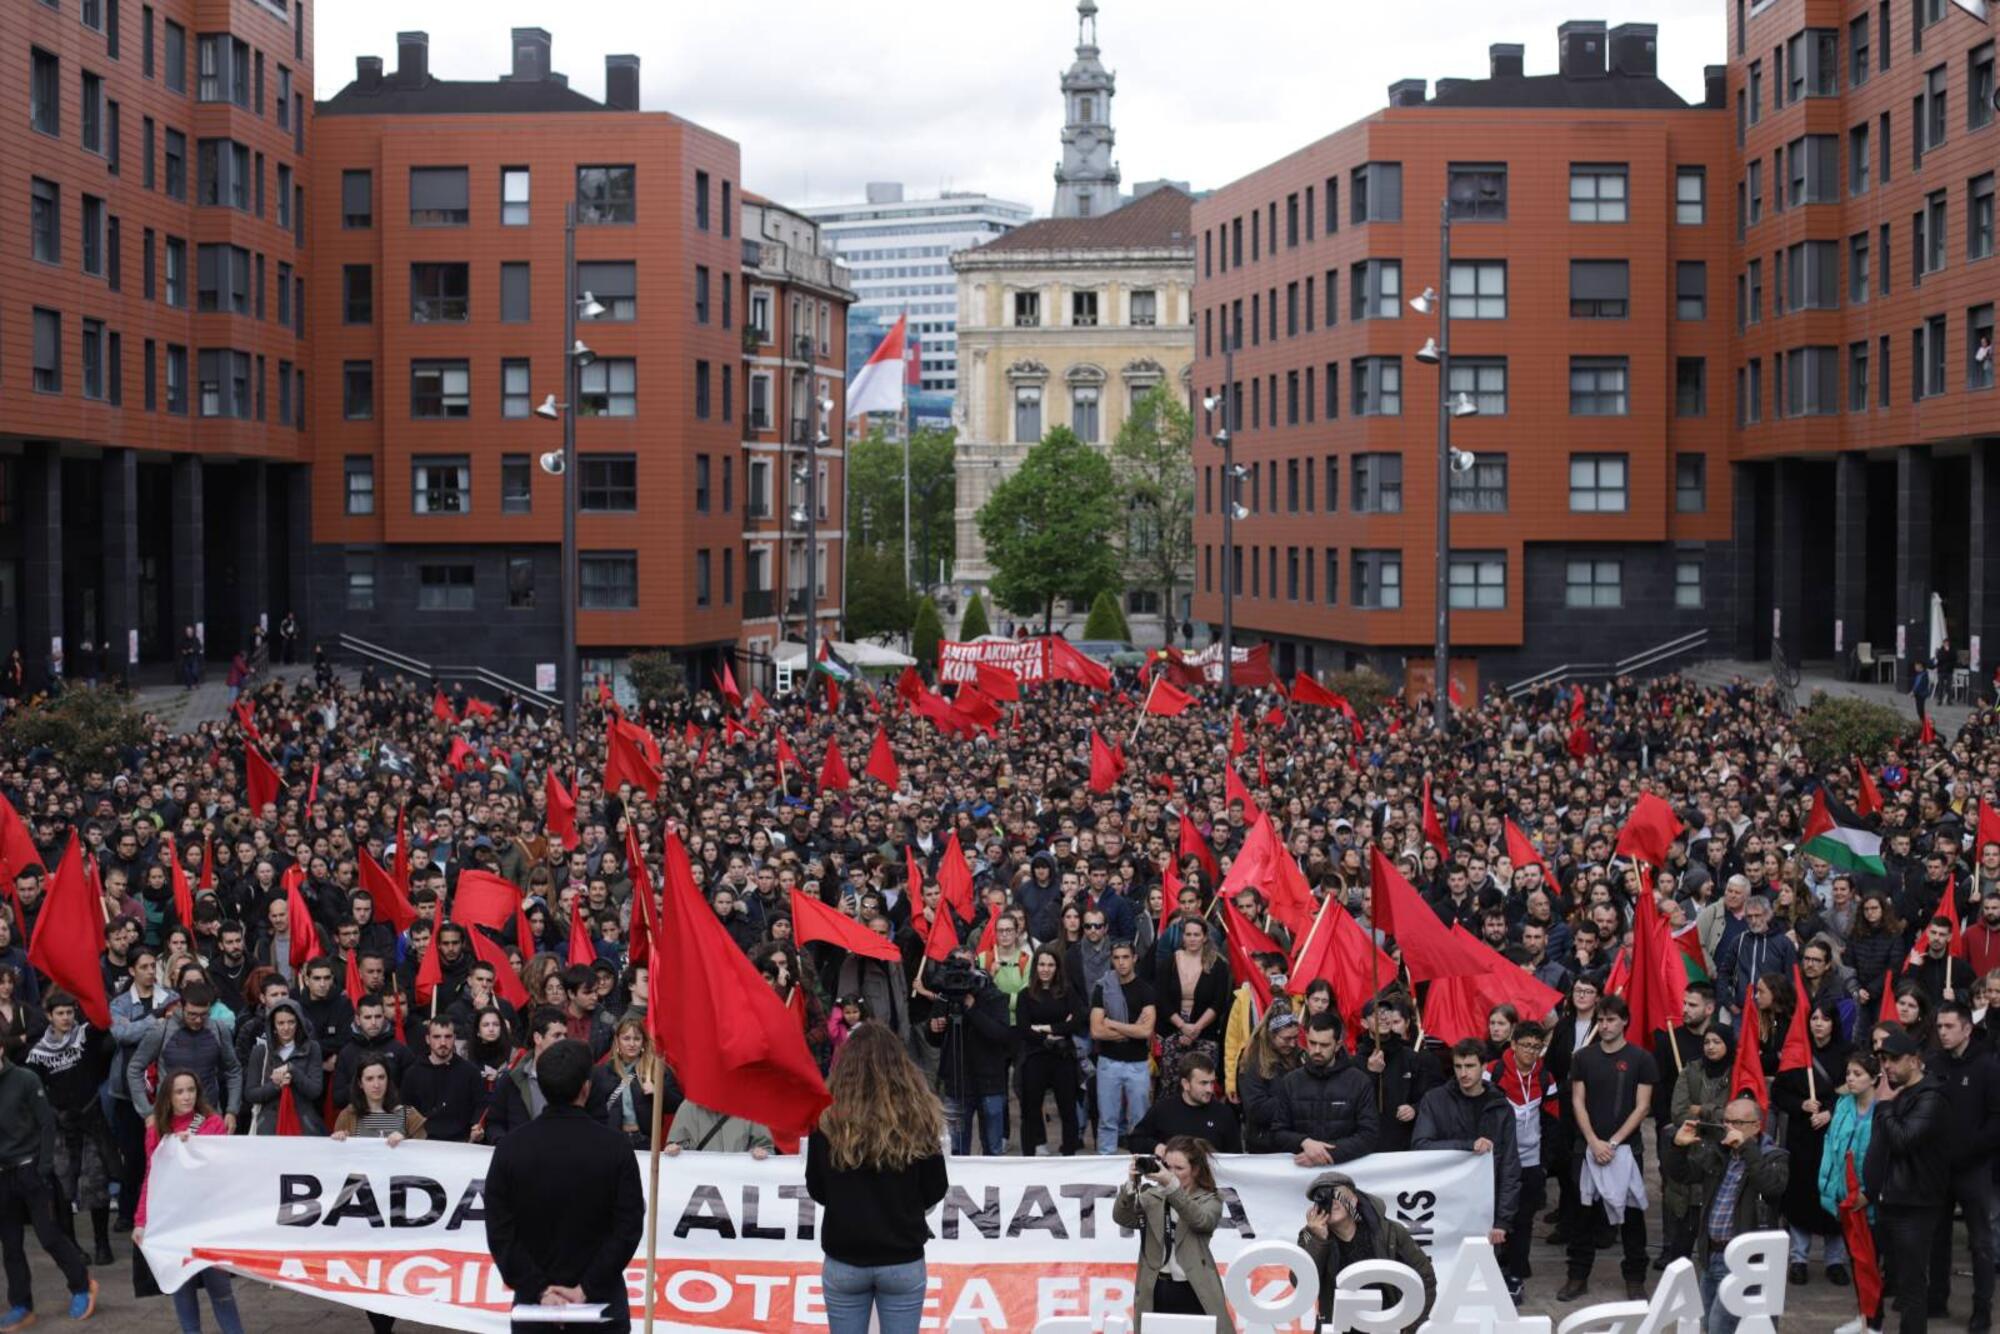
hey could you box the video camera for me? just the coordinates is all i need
[927,959,985,1003]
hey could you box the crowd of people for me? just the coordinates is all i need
[0,652,1996,1334]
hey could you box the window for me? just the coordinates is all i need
[1448,358,1507,416]
[331,266,368,326]
[163,19,184,92]
[1974,44,1999,134]
[1071,384,1100,441]
[1970,303,1995,389]
[577,165,636,224]
[1850,233,1872,303]
[411,457,471,515]
[500,263,530,323]
[1675,559,1705,609]
[343,456,375,513]
[409,167,469,226]
[1569,357,1631,417]
[1446,163,1507,220]
[1676,167,1706,224]
[31,48,59,135]
[276,65,289,127]
[1747,357,1764,422]
[1851,13,1871,85]
[1570,260,1629,318]
[340,361,373,420]
[81,320,105,400]
[409,263,469,323]
[1447,262,1506,319]
[195,243,248,313]
[1849,340,1872,410]
[1923,65,1947,154]
[81,71,103,152]
[694,169,711,231]
[1785,241,1840,310]
[1351,260,1401,320]
[411,362,471,421]
[1350,454,1404,513]
[196,138,249,209]
[501,359,532,418]
[196,33,248,106]
[1922,189,1948,274]
[346,555,376,611]
[164,343,185,412]
[1129,290,1157,326]
[1569,454,1629,512]
[339,169,372,229]
[1566,560,1623,608]
[163,236,185,306]
[1973,174,1996,260]
[1851,123,1872,195]
[572,261,637,323]
[275,163,291,228]
[1448,453,1508,512]
[1013,291,1040,327]
[499,455,532,514]
[1353,357,1401,416]
[163,129,185,199]
[1014,385,1042,442]
[576,456,638,514]
[504,557,534,610]
[1749,159,1764,223]
[1788,134,1839,203]
[1798,27,1839,98]
[1676,262,1708,320]
[1783,345,1840,415]
[1676,358,1708,417]
[694,551,711,607]
[501,167,530,225]
[417,565,475,612]
[1448,553,1506,610]
[1569,164,1629,222]
[578,358,636,417]
[1071,291,1099,326]
[1750,60,1764,121]
[1351,163,1402,223]
[1353,550,1402,609]
[30,179,59,263]
[1916,313,1946,398]
[26,310,64,397]
[195,348,250,418]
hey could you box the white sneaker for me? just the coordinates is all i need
[1831,1320,1864,1334]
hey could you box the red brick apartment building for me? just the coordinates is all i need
[1196,6,2000,694]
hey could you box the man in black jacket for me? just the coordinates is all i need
[1130,1051,1242,1153]
[1927,1001,1998,1329]
[1269,1012,1379,1167]
[926,951,1015,1155]
[1867,1028,1950,1334]
[1413,1039,1521,1247]
[401,1016,485,1143]
[1354,995,1436,1152]
[485,1039,643,1332]
[329,992,412,1110]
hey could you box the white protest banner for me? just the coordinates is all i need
[138,1140,1491,1332]
[938,638,1051,685]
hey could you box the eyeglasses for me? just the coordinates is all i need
[1084,922,1108,931]
[1722,1116,1761,1128]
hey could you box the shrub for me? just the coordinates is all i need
[1326,666,1396,717]
[958,592,991,641]
[912,597,944,670]
[627,651,685,707]
[1794,691,1910,768]
[2,686,150,780]
[1082,590,1130,641]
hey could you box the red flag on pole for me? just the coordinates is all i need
[452,870,525,935]
[973,661,1019,703]
[1290,674,1347,711]
[1504,818,1558,889]
[344,948,367,1005]
[1229,714,1248,757]
[466,928,529,1009]
[1221,815,1316,940]
[922,895,960,964]
[433,689,457,725]
[1289,892,1397,1046]
[413,939,442,1007]
[199,830,215,894]
[717,662,743,713]
[1367,846,1485,981]
[1421,776,1449,858]
[1615,792,1685,868]
[165,835,196,932]
[545,770,579,850]
[1879,969,1897,1025]
[1146,678,1196,717]
[26,837,110,1028]
[393,807,411,899]
[1732,980,1771,1111]
[282,865,316,970]
[624,824,655,970]
[1223,760,1262,824]
[1854,761,1884,820]
[245,743,282,815]
[1220,897,1281,1012]
[775,735,802,788]
[818,736,853,792]
[567,894,597,968]
[791,888,902,963]
[604,717,663,797]
[936,831,975,924]
[1839,1152,1883,1320]
[1179,811,1219,884]
[1777,964,1815,1072]
[1088,731,1122,794]
[864,727,901,788]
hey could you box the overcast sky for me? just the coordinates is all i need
[317,0,1729,214]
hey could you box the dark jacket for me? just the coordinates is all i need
[1238,1051,1300,1153]
[1412,1081,1521,1226]
[1268,1058,1380,1161]
[1662,1131,1789,1264]
[1297,1173,1436,1331]
[484,1102,645,1329]
[1928,1043,2000,1169]
[805,1129,949,1268]
[242,1004,326,1137]
[924,976,1015,1099]
[1130,1092,1243,1154]
[0,1060,57,1167]
[400,1053,485,1142]
[1864,1069,1949,1207]
[1353,1033,1439,1153]
[329,1025,411,1110]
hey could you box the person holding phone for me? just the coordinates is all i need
[1112,1135,1229,1331]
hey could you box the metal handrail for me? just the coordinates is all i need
[1505,629,1711,698]
[438,665,560,712]
[337,634,559,711]
[1615,629,1709,676]
[338,633,427,676]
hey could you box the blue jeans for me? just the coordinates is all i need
[946,1093,1006,1155]
[1096,1058,1150,1154]
[1700,1250,1742,1334]
[822,1257,926,1334]
[1788,1224,1848,1265]
[172,1269,246,1334]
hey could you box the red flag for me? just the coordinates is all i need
[695,729,712,769]
[199,830,215,893]
[717,662,743,713]
[775,734,802,787]
[466,927,529,1009]
[1906,872,1965,968]
[1978,800,2000,857]
[922,894,959,964]
[1223,760,1262,825]
[27,837,110,1028]
[1854,761,1884,820]
[604,717,663,796]
[1179,811,1219,883]
[598,676,614,706]
[1615,792,1684,868]
[818,736,853,792]
[790,888,901,963]
[545,770,579,851]
[232,699,260,741]
[1504,818,1557,890]
[1221,897,1281,1012]
[624,824,655,970]
[1222,815,1315,940]
[974,661,1020,703]
[1879,969,1897,1025]
[568,895,597,968]
[245,742,282,814]
[1291,674,1347,711]
[1840,1152,1883,1319]
[1732,980,1770,1111]
[1421,776,1449,858]
[1255,747,1270,789]
[723,716,755,746]
[1622,878,1686,1054]
[936,831,975,923]
[166,835,195,931]
[1230,714,1248,757]
[745,689,769,723]
[433,689,457,724]
[414,939,443,1007]
[904,847,930,941]
[1145,678,1196,717]
[1778,964,1814,1072]
[1047,637,1113,690]
[864,726,901,788]
[894,665,926,708]
[1458,927,1565,1023]
[344,947,366,1005]
[1920,714,1937,746]
[447,736,477,772]
[464,697,497,722]
[647,832,830,1143]
[452,869,524,935]
[1417,974,1493,1045]
[304,761,321,809]
[282,865,316,970]
[1088,731,1122,794]
[1289,891,1397,1046]
[1368,847,1484,981]
[275,1084,306,1136]
[1569,684,1586,723]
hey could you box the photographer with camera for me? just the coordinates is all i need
[1298,1172,1435,1332]
[924,949,1015,1155]
[1112,1135,1231,1331]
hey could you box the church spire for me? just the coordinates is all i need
[1052,0,1120,219]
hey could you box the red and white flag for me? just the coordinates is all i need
[846,314,908,418]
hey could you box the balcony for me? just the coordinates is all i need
[744,588,775,619]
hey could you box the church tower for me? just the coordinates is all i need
[1052,0,1120,219]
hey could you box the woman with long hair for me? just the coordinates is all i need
[1891,980,1935,1047]
[1773,1000,1851,1284]
[1485,1003,1519,1062]
[1819,1051,1880,1332]
[1114,1134,1232,1331]
[806,1024,949,1334]
[332,1054,426,1144]
[1846,894,1904,1012]
[1237,1009,1302,1153]
[1154,914,1231,1086]
[134,1071,236,1332]
[243,998,324,1136]
[1015,946,1082,1156]
[594,1016,680,1150]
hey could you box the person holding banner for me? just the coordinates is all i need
[1113,1134,1230,1331]
[807,1023,949,1334]
[132,1071,230,1332]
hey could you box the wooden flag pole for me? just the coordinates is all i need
[1666,1018,1685,1079]
[1129,675,1164,746]
[641,1050,668,1334]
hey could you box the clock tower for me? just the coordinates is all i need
[1052,0,1121,219]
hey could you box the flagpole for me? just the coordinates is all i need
[641,1051,667,1334]
[1129,674,1163,746]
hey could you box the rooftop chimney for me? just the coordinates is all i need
[396,31,428,86]
[1704,64,1728,108]
[507,27,551,82]
[1558,20,1607,80]
[1434,78,1472,101]
[1387,78,1427,107]
[1489,43,1525,79]
[356,55,383,88]
[605,55,640,111]
[1609,23,1658,77]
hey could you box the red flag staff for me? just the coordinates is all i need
[1129,672,1164,745]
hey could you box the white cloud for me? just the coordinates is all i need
[316,0,1728,213]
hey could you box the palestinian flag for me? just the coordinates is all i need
[1671,922,1711,983]
[1802,788,1886,877]
[814,641,856,684]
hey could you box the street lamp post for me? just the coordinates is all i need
[1412,198,1479,735]
[537,202,602,743]
[1202,334,1240,700]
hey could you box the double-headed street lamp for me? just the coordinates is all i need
[789,369,837,696]
[1201,333,1247,700]
[1409,197,1482,735]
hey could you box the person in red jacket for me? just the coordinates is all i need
[1965,889,2000,981]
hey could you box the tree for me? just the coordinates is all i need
[847,544,916,642]
[977,427,1121,633]
[1,686,149,779]
[911,597,945,670]
[958,591,991,641]
[1794,691,1909,768]
[627,651,685,706]
[1112,384,1196,639]
[849,425,958,588]
[1082,591,1130,641]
